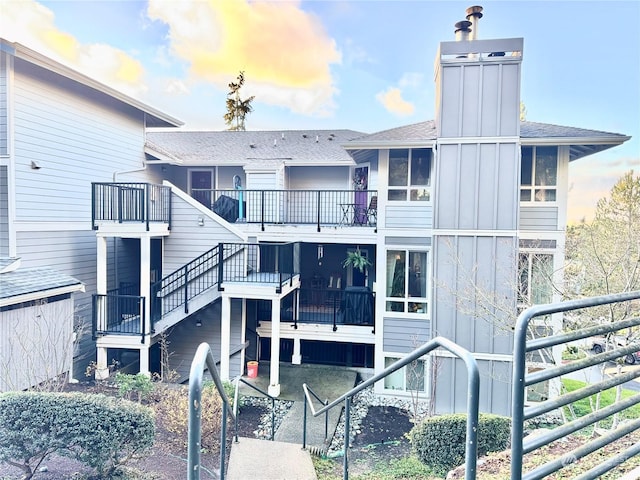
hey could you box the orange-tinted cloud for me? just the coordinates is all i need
[146,0,341,115]
[375,87,415,116]
[3,0,147,97]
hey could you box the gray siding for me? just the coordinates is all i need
[0,50,8,156]
[163,191,244,276]
[164,299,243,381]
[12,59,146,223]
[288,166,350,190]
[519,206,559,231]
[383,317,430,353]
[431,235,515,355]
[0,166,7,256]
[385,204,433,229]
[434,357,512,416]
[0,297,75,391]
[435,143,519,231]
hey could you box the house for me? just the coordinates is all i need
[0,6,630,415]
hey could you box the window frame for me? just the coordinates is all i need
[520,146,558,203]
[387,148,432,202]
[385,248,430,316]
[383,356,428,393]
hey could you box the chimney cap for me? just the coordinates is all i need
[455,20,472,32]
[465,5,483,18]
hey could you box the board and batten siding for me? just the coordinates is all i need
[434,357,512,416]
[162,190,244,276]
[0,50,8,156]
[385,204,433,229]
[287,166,350,190]
[0,297,75,392]
[519,206,559,231]
[382,318,430,353]
[12,59,147,223]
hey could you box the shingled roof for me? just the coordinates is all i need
[1,263,85,307]
[145,129,366,166]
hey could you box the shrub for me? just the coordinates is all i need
[114,372,155,402]
[154,382,224,452]
[0,391,155,479]
[409,412,511,475]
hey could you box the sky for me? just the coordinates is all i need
[1,0,638,223]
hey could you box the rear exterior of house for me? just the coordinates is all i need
[1,21,630,417]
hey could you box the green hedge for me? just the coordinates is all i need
[0,391,155,478]
[409,413,511,475]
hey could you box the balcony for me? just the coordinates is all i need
[92,182,171,231]
[195,189,377,231]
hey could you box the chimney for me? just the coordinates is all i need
[454,20,472,42]
[465,6,483,41]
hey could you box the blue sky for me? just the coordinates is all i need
[2,0,639,222]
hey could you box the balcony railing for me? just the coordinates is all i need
[259,287,375,331]
[195,189,377,231]
[92,182,171,231]
[92,283,146,342]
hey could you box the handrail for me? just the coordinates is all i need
[303,336,480,480]
[187,343,237,480]
[302,385,329,451]
[233,377,278,441]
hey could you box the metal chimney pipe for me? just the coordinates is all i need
[465,6,483,41]
[454,20,472,42]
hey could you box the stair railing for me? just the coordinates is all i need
[302,385,329,450]
[302,336,480,480]
[233,377,278,441]
[187,342,236,480]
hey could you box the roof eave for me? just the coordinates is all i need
[343,140,437,150]
[0,283,85,308]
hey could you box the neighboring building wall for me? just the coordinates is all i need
[0,50,8,156]
[287,166,350,190]
[0,166,7,256]
[0,296,75,391]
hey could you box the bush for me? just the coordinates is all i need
[409,413,511,475]
[154,382,224,453]
[0,391,155,479]
[114,372,155,402]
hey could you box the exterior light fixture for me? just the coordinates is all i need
[198,217,204,226]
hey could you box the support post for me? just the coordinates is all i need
[268,297,281,397]
[220,296,231,381]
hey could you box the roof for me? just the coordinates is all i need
[0,265,85,307]
[145,129,366,166]
[345,120,630,161]
[0,38,182,129]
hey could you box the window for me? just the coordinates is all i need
[386,250,428,314]
[383,357,427,392]
[388,148,431,201]
[520,146,558,202]
[518,252,554,307]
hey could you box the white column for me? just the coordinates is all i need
[140,236,151,337]
[268,298,281,397]
[292,337,302,365]
[240,298,247,371]
[96,236,107,295]
[139,345,150,376]
[96,346,109,380]
[220,296,231,381]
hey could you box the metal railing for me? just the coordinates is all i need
[92,290,146,342]
[303,336,480,480]
[511,290,640,480]
[92,182,171,230]
[233,377,278,441]
[188,343,236,480]
[200,189,377,232]
[218,242,299,293]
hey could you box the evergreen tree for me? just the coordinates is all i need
[224,71,255,131]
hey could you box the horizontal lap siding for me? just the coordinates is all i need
[385,204,433,229]
[383,318,430,353]
[163,193,244,275]
[519,206,559,230]
[0,51,7,155]
[13,60,146,223]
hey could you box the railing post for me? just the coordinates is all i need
[343,396,350,480]
[145,183,150,231]
[183,264,189,314]
[271,397,276,441]
[317,190,321,232]
[302,397,307,449]
[140,297,146,344]
[261,190,265,231]
[218,243,224,290]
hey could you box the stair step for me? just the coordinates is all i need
[226,437,317,480]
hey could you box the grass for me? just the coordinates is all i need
[562,377,640,420]
[313,455,440,480]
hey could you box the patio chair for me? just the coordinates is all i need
[366,195,377,226]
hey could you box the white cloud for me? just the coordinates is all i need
[375,87,415,116]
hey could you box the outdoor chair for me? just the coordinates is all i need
[366,195,377,226]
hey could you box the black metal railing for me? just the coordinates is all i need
[511,290,640,480]
[233,377,278,441]
[92,182,171,230]
[259,287,375,331]
[151,246,222,325]
[218,242,299,293]
[303,337,480,480]
[201,189,377,232]
[92,289,146,343]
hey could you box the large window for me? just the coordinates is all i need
[520,146,558,202]
[518,252,554,307]
[383,357,427,392]
[386,250,428,314]
[388,148,431,201]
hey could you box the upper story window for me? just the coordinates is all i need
[520,146,558,202]
[518,252,554,307]
[386,249,429,314]
[388,148,432,201]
